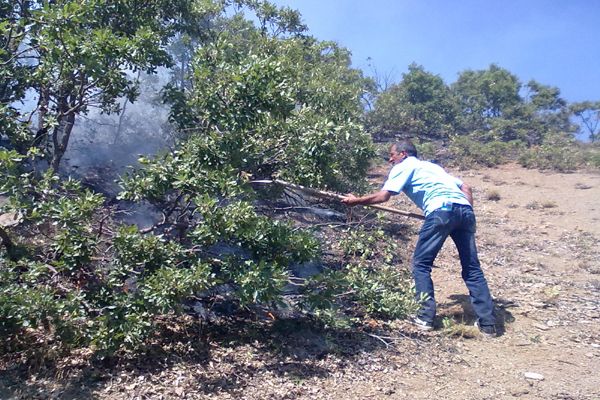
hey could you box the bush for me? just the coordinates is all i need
[344,262,417,319]
[518,133,580,172]
[343,227,417,318]
[165,35,375,194]
[486,190,501,201]
[0,12,381,358]
[301,225,417,326]
[0,158,105,348]
[415,141,439,161]
[0,147,323,356]
[449,135,523,168]
[581,143,600,169]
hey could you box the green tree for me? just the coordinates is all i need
[164,30,374,191]
[0,1,35,141]
[366,63,456,140]
[520,80,572,145]
[570,101,600,142]
[31,0,202,171]
[1,0,223,170]
[482,80,572,145]
[0,1,380,356]
[452,64,521,134]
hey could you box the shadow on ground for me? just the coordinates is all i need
[0,315,428,399]
[439,294,516,336]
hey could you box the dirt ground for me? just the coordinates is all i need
[1,164,599,399]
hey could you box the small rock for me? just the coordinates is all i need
[533,323,549,331]
[523,372,544,381]
[0,211,21,227]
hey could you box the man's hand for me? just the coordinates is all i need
[341,190,391,206]
[460,183,474,207]
[341,193,359,206]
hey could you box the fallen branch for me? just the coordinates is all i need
[366,332,392,348]
[252,179,424,220]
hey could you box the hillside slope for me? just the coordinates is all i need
[1,164,599,399]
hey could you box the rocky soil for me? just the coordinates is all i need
[1,164,599,399]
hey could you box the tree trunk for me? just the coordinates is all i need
[34,85,50,147]
[50,111,76,172]
[0,226,15,260]
[113,98,128,145]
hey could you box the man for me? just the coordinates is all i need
[341,139,497,337]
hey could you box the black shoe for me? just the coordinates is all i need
[410,317,434,331]
[475,321,497,338]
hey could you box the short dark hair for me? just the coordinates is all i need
[392,139,418,158]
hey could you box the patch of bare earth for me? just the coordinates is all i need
[1,164,599,399]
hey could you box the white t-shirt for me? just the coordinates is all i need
[382,157,471,216]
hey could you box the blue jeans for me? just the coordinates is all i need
[413,203,495,326]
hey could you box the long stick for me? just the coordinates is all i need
[251,179,425,220]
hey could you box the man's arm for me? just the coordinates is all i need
[341,190,392,206]
[460,182,474,207]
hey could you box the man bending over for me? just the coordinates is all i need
[341,139,496,337]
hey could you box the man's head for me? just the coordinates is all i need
[389,140,418,165]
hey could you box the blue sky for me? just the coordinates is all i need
[271,0,600,103]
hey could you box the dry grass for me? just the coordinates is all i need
[485,190,501,201]
[541,200,557,208]
[441,318,479,339]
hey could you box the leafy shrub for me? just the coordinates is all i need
[0,262,89,345]
[585,151,600,168]
[339,228,385,260]
[518,133,580,172]
[344,262,417,319]
[0,153,104,348]
[165,35,375,193]
[0,147,322,355]
[415,141,438,161]
[580,143,600,169]
[449,135,523,168]
[302,225,417,326]
[0,5,381,359]
[341,227,417,319]
[1,144,415,352]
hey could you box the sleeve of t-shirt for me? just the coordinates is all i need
[382,163,412,194]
